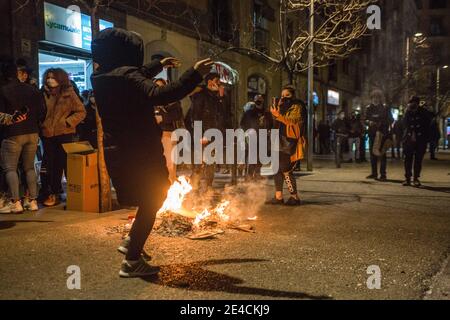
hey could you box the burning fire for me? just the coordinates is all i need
[157,176,192,214]
[158,176,231,226]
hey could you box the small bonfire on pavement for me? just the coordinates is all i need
[153,176,256,239]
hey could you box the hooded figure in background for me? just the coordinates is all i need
[91,28,213,278]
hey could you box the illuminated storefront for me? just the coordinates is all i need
[38,2,113,91]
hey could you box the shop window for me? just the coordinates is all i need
[38,51,92,91]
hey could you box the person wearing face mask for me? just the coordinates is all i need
[332,111,351,165]
[39,68,86,207]
[266,85,306,206]
[348,111,363,163]
[364,90,394,181]
[240,94,267,180]
[91,28,212,278]
[190,72,224,192]
[0,59,43,213]
[402,96,432,187]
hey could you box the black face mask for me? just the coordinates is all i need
[282,97,292,104]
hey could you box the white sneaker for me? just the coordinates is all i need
[10,200,24,213]
[0,201,11,213]
[0,200,23,213]
[0,196,7,208]
[23,199,39,211]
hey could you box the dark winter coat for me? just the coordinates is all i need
[191,86,226,133]
[155,101,184,132]
[0,78,46,139]
[332,118,349,135]
[91,28,203,205]
[365,104,394,137]
[240,103,265,131]
[348,117,364,138]
[403,105,432,145]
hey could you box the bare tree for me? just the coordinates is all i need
[211,0,376,169]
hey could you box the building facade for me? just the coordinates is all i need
[2,0,371,130]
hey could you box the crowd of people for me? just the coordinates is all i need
[323,90,442,186]
[0,56,111,213]
[0,26,446,277]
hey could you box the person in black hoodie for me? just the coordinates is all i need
[402,96,432,187]
[0,59,45,213]
[91,28,213,278]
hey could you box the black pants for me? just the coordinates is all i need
[429,140,438,159]
[40,134,75,196]
[274,152,297,195]
[105,146,170,261]
[360,134,367,161]
[369,136,387,177]
[404,142,427,180]
[319,138,329,154]
[192,164,216,189]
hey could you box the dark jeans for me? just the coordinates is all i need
[369,135,387,177]
[274,152,297,195]
[429,140,438,159]
[404,142,427,180]
[192,164,216,189]
[319,138,330,154]
[360,134,367,161]
[40,134,75,196]
[105,146,169,261]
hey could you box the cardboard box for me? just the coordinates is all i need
[63,141,99,213]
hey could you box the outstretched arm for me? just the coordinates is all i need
[131,58,214,107]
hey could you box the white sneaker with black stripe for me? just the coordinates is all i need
[119,258,160,278]
[117,236,152,261]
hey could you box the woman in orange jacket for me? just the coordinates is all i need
[266,85,307,206]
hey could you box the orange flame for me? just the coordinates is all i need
[158,176,232,225]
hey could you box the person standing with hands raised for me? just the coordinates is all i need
[91,28,214,278]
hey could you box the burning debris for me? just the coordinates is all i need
[153,176,258,239]
[106,176,261,240]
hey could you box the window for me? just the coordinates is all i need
[429,0,447,9]
[342,59,350,75]
[252,0,271,54]
[430,16,446,36]
[210,0,233,42]
[328,61,338,82]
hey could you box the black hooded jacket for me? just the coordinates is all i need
[91,28,203,169]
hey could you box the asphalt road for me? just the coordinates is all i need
[1,152,449,300]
